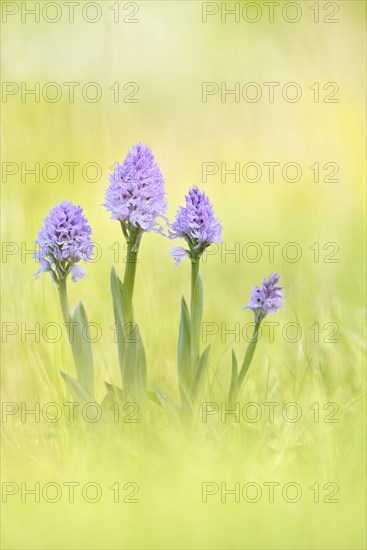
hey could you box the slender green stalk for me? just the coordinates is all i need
[58,277,71,327]
[118,225,147,408]
[238,320,261,389]
[122,227,142,322]
[190,257,200,370]
[58,274,95,397]
[190,258,200,308]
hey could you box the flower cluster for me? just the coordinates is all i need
[244,272,284,323]
[104,143,167,233]
[34,201,94,284]
[169,185,222,264]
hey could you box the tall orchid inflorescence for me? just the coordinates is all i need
[34,201,95,397]
[104,143,167,405]
[104,143,167,236]
[105,143,166,319]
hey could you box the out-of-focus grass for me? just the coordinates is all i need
[1,1,366,548]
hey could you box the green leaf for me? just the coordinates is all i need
[70,301,94,396]
[152,385,181,420]
[191,273,204,369]
[101,383,124,411]
[123,326,147,406]
[147,390,162,407]
[110,267,146,407]
[177,296,191,404]
[228,349,239,405]
[101,391,115,410]
[238,322,260,389]
[60,371,93,403]
[190,344,211,401]
[110,267,127,381]
[104,381,124,403]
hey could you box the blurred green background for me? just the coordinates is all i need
[1,1,366,548]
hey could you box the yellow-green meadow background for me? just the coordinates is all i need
[1,1,366,548]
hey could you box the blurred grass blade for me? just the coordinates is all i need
[70,301,94,396]
[147,390,162,407]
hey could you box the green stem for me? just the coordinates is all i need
[190,258,200,371]
[122,227,142,322]
[120,226,145,408]
[58,277,71,326]
[190,258,200,316]
[237,320,261,390]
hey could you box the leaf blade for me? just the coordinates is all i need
[177,296,191,404]
[228,349,239,405]
[70,301,94,396]
[190,344,211,402]
[191,273,204,369]
[60,371,93,403]
[110,267,127,383]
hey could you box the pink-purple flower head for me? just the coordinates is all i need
[244,272,285,323]
[169,185,222,265]
[104,143,167,235]
[34,201,94,284]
